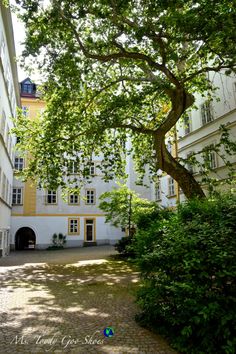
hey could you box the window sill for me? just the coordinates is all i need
[167,194,176,199]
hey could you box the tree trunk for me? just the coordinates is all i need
[154,137,205,199]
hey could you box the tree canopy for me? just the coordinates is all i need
[99,184,157,229]
[12,0,236,198]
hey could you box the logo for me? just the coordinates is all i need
[103,327,114,338]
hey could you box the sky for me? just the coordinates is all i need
[12,11,41,83]
[12,11,26,81]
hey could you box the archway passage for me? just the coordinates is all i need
[15,227,36,250]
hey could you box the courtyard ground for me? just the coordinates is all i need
[0,246,177,353]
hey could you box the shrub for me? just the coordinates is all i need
[136,194,236,354]
[135,207,174,259]
[114,236,136,258]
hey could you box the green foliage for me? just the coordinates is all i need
[135,207,174,258]
[114,236,136,258]
[99,184,157,228]
[11,0,236,198]
[135,194,236,353]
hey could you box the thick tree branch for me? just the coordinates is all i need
[184,64,236,82]
[59,9,180,87]
[156,89,194,135]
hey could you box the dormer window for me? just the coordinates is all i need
[22,83,33,94]
[20,78,36,97]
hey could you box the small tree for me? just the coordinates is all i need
[99,184,157,232]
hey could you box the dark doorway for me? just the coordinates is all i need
[15,227,36,250]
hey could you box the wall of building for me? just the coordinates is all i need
[0,4,20,256]
[155,72,236,207]
[12,90,127,249]
[11,215,123,249]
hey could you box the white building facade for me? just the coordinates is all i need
[11,73,236,250]
[0,4,20,256]
[153,72,236,206]
[11,79,126,249]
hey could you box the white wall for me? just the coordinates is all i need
[11,215,124,249]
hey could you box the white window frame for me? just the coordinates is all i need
[85,189,96,205]
[2,173,6,200]
[90,162,95,176]
[68,192,80,205]
[14,157,24,171]
[12,187,23,205]
[46,190,57,204]
[168,177,175,197]
[0,110,6,137]
[201,101,213,125]
[68,161,78,174]
[155,182,161,201]
[204,145,217,170]
[68,218,80,234]
[183,115,191,135]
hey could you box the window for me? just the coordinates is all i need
[168,177,175,197]
[6,180,9,204]
[204,148,217,169]
[209,151,217,169]
[183,115,191,135]
[14,157,24,171]
[155,183,161,201]
[5,125,9,147]
[68,193,80,205]
[22,84,33,94]
[85,189,96,205]
[201,101,213,125]
[68,218,80,234]
[12,188,23,205]
[46,190,57,204]
[2,173,6,200]
[68,161,78,174]
[9,184,12,205]
[0,110,6,137]
[90,162,95,176]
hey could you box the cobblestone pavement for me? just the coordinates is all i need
[0,246,177,354]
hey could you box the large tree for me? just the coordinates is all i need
[12,0,236,198]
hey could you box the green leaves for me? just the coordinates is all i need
[12,0,236,196]
[99,183,157,228]
[135,193,236,353]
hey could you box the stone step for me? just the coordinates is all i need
[83,242,97,247]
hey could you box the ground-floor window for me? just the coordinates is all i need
[68,218,80,235]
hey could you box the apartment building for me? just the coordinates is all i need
[153,72,236,206]
[11,78,126,250]
[0,4,20,256]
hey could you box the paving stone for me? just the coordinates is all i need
[0,246,177,353]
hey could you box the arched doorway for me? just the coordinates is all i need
[15,227,36,250]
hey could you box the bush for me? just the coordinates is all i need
[135,194,236,354]
[135,207,174,258]
[114,236,136,258]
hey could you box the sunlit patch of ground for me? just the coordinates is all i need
[0,247,177,353]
